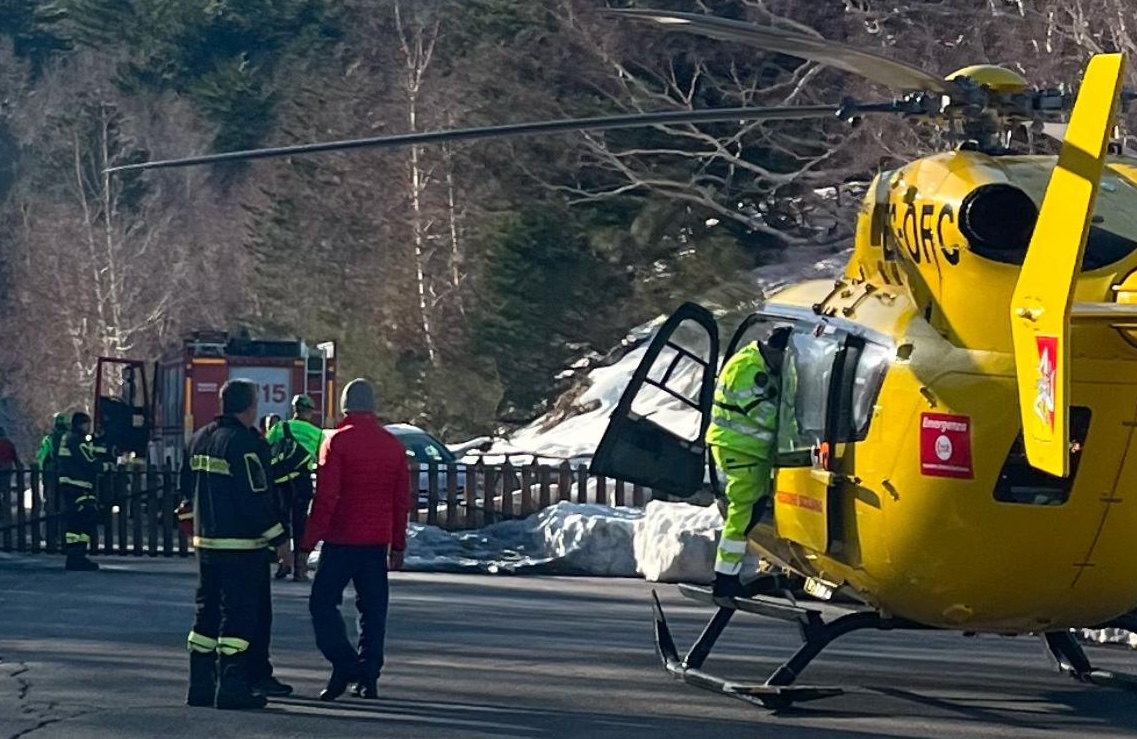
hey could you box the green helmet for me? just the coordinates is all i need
[53,412,68,430]
[291,394,315,413]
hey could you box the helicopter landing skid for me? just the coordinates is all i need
[1043,631,1137,694]
[651,583,931,711]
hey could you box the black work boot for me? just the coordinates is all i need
[65,543,99,571]
[249,674,293,697]
[215,654,268,710]
[319,663,363,702]
[351,678,379,699]
[186,652,217,707]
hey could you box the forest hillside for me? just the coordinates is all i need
[0,0,1130,444]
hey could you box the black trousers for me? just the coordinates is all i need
[61,484,98,550]
[247,551,275,681]
[276,479,312,551]
[192,550,272,671]
[309,544,390,680]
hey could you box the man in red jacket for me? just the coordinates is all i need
[300,378,410,702]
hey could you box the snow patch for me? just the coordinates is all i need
[634,499,723,584]
[1077,628,1137,649]
[307,499,727,583]
[309,501,641,577]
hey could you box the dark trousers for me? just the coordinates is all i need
[191,551,266,662]
[309,544,390,680]
[61,484,98,551]
[247,551,275,681]
[277,480,312,552]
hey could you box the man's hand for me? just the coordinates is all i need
[389,548,405,572]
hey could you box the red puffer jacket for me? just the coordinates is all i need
[301,413,411,552]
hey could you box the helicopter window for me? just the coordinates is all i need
[774,327,891,467]
[850,342,891,438]
[776,330,839,466]
[993,407,1091,506]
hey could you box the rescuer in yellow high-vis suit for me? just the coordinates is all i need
[705,327,790,599]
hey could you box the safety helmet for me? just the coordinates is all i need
[291,394,316,413]
[53,412,68,430]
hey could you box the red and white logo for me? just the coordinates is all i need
[920,413,973,479]
[1035,335,1057,433]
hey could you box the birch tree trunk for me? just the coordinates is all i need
[395,0,440,365]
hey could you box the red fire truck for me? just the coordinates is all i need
[93,330,337,465]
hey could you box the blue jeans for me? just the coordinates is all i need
[309,544,390,680]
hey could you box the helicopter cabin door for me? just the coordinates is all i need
[772,321,865,555]
[589,302,720,498]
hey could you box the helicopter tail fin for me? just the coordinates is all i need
[1010,52,1126,478]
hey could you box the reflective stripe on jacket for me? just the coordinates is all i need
[705,342,778,458]
[179,415,286,552]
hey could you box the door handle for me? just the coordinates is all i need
[810,469,861,486]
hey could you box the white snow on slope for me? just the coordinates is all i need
[480,248,852,466]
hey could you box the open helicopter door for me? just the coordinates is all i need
[771,321,864,555]
[589,303,720,498]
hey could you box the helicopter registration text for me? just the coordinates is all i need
[872,201,961,267]
[920,413,974,479]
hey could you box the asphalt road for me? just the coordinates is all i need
[2,553,1137,739]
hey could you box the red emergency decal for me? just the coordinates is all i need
[776,491,823,513]
[919,413,973,479]
[1034,335,1057,433]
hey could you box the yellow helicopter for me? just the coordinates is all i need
[107,7,1137,713]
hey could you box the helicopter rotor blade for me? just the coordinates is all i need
[104,104,873,174]
[1042,121,1137,158]
[606,8,954,96]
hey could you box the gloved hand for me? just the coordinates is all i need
[713,572,746,600]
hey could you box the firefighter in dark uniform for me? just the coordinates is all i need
[182,380,289,710]
[57,412,112,571]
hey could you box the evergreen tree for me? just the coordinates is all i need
[474,201,633,416]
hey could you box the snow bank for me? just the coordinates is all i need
[634,499,723,584]
[308,499,725,583]
[1076,628,1137,649]
[308,501,642,577]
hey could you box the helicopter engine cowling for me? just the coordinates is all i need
[957,183,1039,264]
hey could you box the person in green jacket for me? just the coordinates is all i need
[705,327,791,600]
[265,394,324,581]
[36,412,69,469]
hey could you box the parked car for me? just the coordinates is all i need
[385,423,467,504]
[320,423,518,520]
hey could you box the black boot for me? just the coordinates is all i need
[65,543,99,571]
[249,674,293,697]
[186,652,217,707]
[215,654,268,710]
[319,663,363,702]
[351,678,379,699]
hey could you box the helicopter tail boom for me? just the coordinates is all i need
[1010,53,1126,478]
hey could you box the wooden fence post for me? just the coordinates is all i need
[15,467,27,552]
[0,465,13,552]
[445,463,459,530]
[558,462,572,503]
[466,459,482,529]
[500,462,514,520]
[426,462,439,527]
[130,465,144,556]
[520,464,534,517]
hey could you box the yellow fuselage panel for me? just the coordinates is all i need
[752,278,1137,632]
